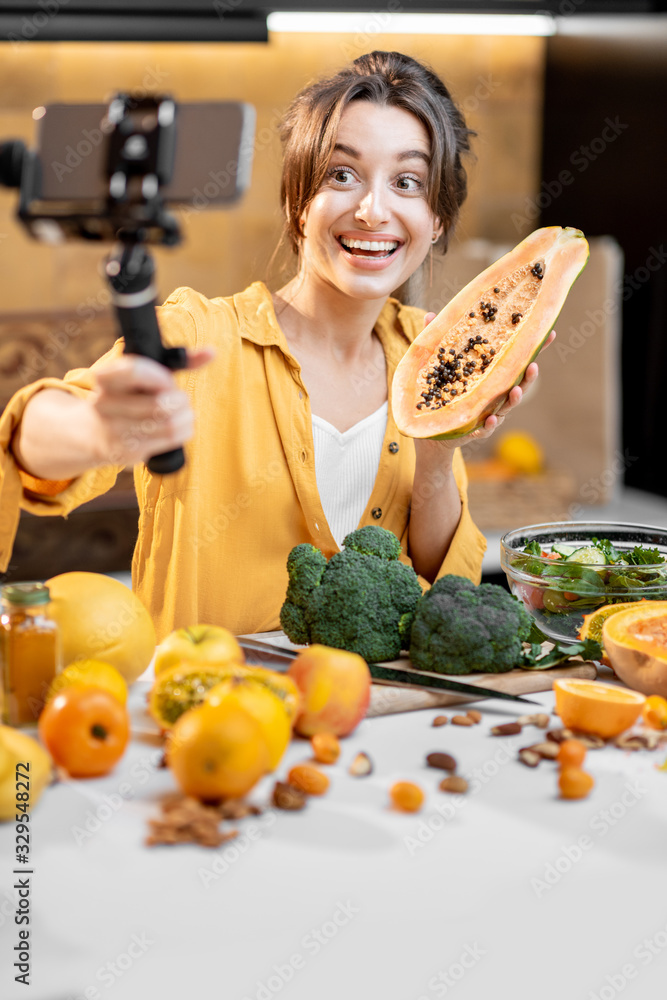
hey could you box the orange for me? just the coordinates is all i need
[494,431,544,475]
[578,601,648,665]
[167,701,270,802]
[243,665,301,724]
[205,675,292,771]
[642,695,667,731]
[47,659,128,706]
[47,572,155,684]
[553,678,646,739]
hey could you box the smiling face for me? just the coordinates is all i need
[298,101,442,304]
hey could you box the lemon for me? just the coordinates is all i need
[495,431,544,475]
[47,659,128,705]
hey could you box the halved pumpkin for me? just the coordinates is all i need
[393,226,589,438]
[603,601,667,697]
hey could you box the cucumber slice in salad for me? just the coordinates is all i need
[551,543,575,558]
[564,545,606,566]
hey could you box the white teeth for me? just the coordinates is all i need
[340,237,399,252]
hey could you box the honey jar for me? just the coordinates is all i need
[0,583,61,727]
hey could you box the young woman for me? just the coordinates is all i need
[0,52,548,641]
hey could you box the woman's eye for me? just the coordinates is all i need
[329,168,354,184]
[396,175,422,192]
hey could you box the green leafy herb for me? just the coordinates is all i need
[626,545,662,566]
[519,637,603,671]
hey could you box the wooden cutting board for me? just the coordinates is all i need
[367,658,598,717]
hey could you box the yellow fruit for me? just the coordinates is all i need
[553,678,646,739]
[558,767,595,800]
[47,572,155,685]
[242,665,301,725]
[0,726,52,821]
[149,661,249,731]
[494,430,544,475]
[205,675,292,771]
[167,701,270,802]
[47,659,128,706]
[154,624,244,677]
[578,601,648,666]
[642,695,667,731]
[602,602,667,697]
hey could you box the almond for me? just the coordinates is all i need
[432,715,448,727]
[451,715,475,727]
[490,722,522,736]
[425,752,457,773]
[439,776,469,794]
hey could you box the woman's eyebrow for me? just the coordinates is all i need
[333,142,430,165]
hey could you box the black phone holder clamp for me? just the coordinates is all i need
[102,94,188,474]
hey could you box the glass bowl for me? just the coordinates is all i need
[500,521,667,644]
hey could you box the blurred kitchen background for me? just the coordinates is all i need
[0,0,666,585]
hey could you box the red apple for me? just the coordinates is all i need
[287,645,371,737]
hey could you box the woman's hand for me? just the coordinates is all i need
[14,348,215,481]
[90,348,215,468]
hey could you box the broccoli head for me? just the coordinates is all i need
[342,525,402,561]
[409,574,533,675]
[279,526,422,662]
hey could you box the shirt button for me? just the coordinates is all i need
[388,441,399,454]
[371,507,382,520]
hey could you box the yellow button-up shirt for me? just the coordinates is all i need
[0,282,486,641]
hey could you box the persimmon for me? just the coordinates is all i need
[38,686,130,777]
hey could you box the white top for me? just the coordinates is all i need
[311,401,388,548]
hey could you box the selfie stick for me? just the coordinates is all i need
[102,93,188,474]
[105,241,187,474]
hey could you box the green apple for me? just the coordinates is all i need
[154,624,244,677]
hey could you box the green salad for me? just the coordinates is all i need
[516,536,667,615]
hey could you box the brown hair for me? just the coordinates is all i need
[279,51,475,255]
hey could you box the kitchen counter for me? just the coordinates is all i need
[1,676,666,1000]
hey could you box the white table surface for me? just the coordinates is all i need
[2,673,667,1000]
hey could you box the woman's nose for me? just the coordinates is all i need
[354,183,390,228]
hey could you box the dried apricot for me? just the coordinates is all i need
[287,763,330,796]
[389,781,424,813]
[557,738,587,770]
[310,732,341,765]
[558,767,594,800]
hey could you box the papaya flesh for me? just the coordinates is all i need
[392,227,589,439]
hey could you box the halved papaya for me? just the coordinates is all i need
[393,227,589,438]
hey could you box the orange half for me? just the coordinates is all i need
[553,678,646,739]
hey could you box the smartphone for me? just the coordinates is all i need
[37,100,255,203]
[18,99,255,242]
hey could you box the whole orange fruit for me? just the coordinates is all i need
[167,701,270,802]
[205,676,292,771]
[47,572,156,685]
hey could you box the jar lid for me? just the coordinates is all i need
[1,582,50,606]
